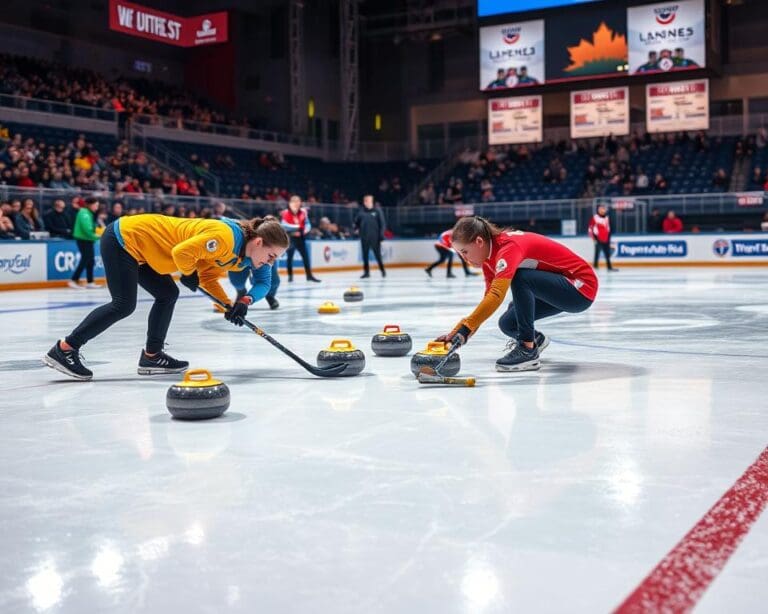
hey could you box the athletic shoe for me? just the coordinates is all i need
[266,296,279,310]
[608,267,620,272]
[495,343,540,372]
[424,268,432,278]
[503,331,549,354]
[43,341,93,380]
[465,272,480,277]
[307,276,322,283]
[67,280,83,289]
[360,273,370,279]
[85,282,102,289]
[137,350,189,375]
[447,272,456,278]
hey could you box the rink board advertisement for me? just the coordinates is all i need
[488,96,543,145]
[2,236,768,289]
[570,86,630,139]
[646,78,709,133]
[628,0,706,75]
[0,243,46,284]
[46,241,105,281]
[479,20,545,92]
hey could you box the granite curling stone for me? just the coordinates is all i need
[166,369,230,420]
[409,341,461,378]
[371,324,413,357]
[317,339,365,377]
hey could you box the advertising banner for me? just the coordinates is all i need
[488,96,543,145]
[109,0,228,47]
[0,243,46,284]
[628,0,705,75]
[479,20,545,92]
[47,241,105,281]
[646,78,709,133]
[570,86,629,138]
[310,241,360,268]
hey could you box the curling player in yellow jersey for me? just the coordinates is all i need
[44,213,289,380]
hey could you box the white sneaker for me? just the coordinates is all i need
[85,282,102,289]
[67,281,83,289]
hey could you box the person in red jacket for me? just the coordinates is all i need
[436,216,598,372]
[588,205,618,271]
[662,210,684,233]
[424,229,479,278]
[280,195,320,282]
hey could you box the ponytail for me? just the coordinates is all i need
[451,216,504,245]
[237,215,289,257]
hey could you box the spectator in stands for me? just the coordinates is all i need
[0,204,17,239]
[761,212,768,232]
[757,127,767,150]
[162,205,176,217]
[16,166,36,188]
[43,199,72,239]
[108,202,124,224]
[49,170,74,191]
[419,182,436,205]
[750,167,765,189]
[212,202,229,219]
[15,198,45,239]
[662,210,684,233]
[712,168,729,189]
[648,208,663,233]
[635,167,649,193]
[654,173,668,193]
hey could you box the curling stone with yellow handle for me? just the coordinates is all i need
[166,369,230,420]
[410,341,461,378]
[318,301,341,314]
[371,324,413,357]
[316,339,365,377]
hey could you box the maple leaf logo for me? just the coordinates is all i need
[564,22,627,76]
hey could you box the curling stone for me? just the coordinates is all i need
[317,339,365,377]
[410,341,461,378]
[371,324,413,357]
[166,369,230,421]
[318,301,341,314]
[343,286,364,303]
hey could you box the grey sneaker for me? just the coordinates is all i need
[137,350,189,375]
[44,341,93,380]
[503,331,549,354]
[496,343,540,372]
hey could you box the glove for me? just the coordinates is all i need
[450,325,471,348]
[225,297,251,327]
[180,271,199,292]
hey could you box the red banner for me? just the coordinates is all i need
[109,0,228,47]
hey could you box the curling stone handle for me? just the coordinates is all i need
[184,369,213,382]
[330,339,353,350]
[426,341,448,352]
[383,325,401,333]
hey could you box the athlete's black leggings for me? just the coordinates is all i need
[71,240,95,283]
[286,235,314,278]
[66,225,178,353]
[498,269,593,342]
[426,245,471,276]
[362,238,385,275]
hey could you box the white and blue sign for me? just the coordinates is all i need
[615,240,688,258]
[0,243,46,283]
[46,241,105,280]
[729,239,768,257]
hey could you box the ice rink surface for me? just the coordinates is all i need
[1,266,767,613]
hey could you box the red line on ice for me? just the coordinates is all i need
[615,445,768,613]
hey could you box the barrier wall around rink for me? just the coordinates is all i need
[2,234,768,290]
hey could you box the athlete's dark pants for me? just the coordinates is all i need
[361,237,385,275]
[498,269,592,343]
[593,240,613,269]
[66,225,178,353]
[286,235,314,279]
[71,240,95,283]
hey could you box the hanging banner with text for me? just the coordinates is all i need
[488,96,543,145]
[109,0,228,47]
[646,78,709,133]
[570,86,629,139]
[479,19,545,92]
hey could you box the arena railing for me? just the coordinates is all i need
[0,94,118,122]
[2,186,763,237]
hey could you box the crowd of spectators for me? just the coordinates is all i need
[0,54,253,129]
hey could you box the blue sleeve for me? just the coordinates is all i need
[281,220,300,231]
[228,268,250,292]
[246,264,273,302]
[303,217,311,233]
